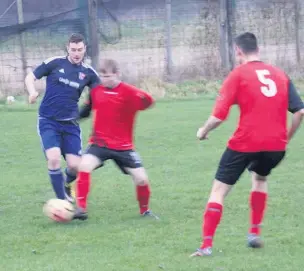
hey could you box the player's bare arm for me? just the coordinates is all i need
[288,110,304,141]
[197,116,223,140]
[197,71,238,141]
[287,80,304,141]
[25,71,39,104]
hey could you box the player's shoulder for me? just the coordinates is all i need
[81,62,99,76]
[120,82,141,92]
[254,61,282,71]
[222,66,241,83]
[90,84,103,94]
[257,63,289,83]
[265,63,288,77]
[232,62,254,76]
[43,55,66,65]
[246,61,287,76]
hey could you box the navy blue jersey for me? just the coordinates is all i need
[33,56,100,120]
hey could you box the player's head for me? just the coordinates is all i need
[99,59,121,88]
[67,33,86,65]
[234,32,259,64]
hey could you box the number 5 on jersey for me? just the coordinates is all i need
[256,70,277,97]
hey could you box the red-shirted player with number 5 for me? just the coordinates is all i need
[73,59,159,221]
[191,32,304,257]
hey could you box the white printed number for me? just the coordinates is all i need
[256,70,277,97]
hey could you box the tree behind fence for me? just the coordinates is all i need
[0,0,303,97]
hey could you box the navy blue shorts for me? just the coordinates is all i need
[37,117,82,157]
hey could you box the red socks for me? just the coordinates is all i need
[249,191,267,235]
[76,174,150,214]
[76,172,91,210]
[136,184,151,214]
[201,202,223,249]
[200,191,267,249]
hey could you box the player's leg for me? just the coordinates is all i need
[37,118,66,200]
[125,167,159,219]
[61,122,82,202]
[247,151,285,248]
[191,148,251,257]
[64,154,81,202]
[113,150,158,218]
[65,154,80,184]
[73,145,108,220]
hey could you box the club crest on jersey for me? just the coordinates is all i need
[79,72,86,80]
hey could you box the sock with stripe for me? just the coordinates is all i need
[200,202,223,249]
[48,168,65,199]
[249,191,267,235]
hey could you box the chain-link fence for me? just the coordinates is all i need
[0,0,303,97]
[231,0,304,74]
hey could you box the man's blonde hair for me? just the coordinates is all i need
[99,59,119,74]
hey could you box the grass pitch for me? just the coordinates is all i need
[1,98,304,271]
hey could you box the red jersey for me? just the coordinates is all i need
[85,82,154,150]
[212,61,303,152]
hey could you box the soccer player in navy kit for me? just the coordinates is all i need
[25,33,100,202]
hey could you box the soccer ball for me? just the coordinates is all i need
[6,96,15,104]
[43,199,74,222]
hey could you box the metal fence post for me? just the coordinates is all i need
[88,0,99,70]
[295,0,301,64]
[17,0,27,88]
[165,0,173,80]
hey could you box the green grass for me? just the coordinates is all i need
[1,98,304,271]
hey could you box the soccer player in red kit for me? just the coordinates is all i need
[73,59,159,220]
[191,32,304,257]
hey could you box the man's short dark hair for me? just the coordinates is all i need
[235,32,258,54]
[68,33,86,44]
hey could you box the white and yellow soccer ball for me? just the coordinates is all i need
[6,96,15,104]
[43,199,74,223]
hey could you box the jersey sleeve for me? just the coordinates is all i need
[87,68,101,89]
[33,58,58,79]
[288,80,304,113]
[129,87,154,111]
[78,92,92,119]
[212,70,239,120]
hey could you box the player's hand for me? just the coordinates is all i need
[196,127,208,140]
[28,91,39,104]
